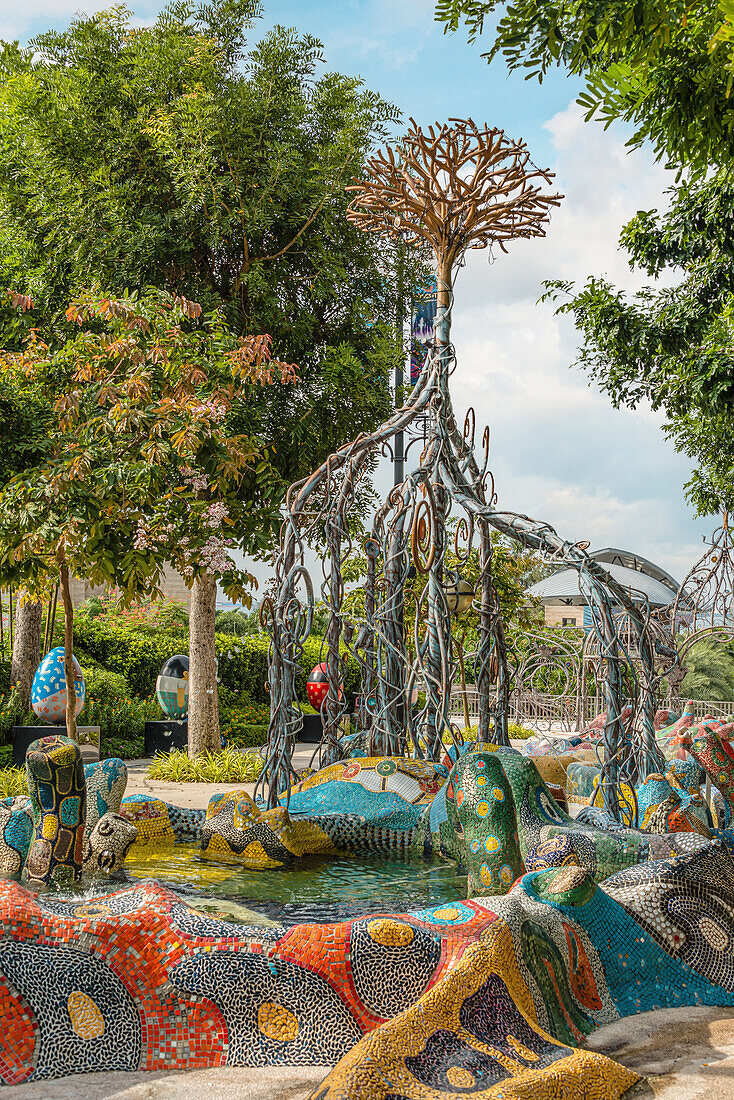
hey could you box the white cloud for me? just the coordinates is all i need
[233,101,709,602]
[437,102,706,581]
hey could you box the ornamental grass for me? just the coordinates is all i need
[147,746,264,784]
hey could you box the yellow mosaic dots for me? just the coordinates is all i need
[432,907,460,922]
[67,991,105,1040]
[446,1065,475,1088]
[367,919,415,947]
[484,834,501,853]
[476,800,490,817]
[257,1002,299,1042]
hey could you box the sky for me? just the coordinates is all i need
[6,0,715,595]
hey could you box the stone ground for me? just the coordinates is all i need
[12,1007,734,1097]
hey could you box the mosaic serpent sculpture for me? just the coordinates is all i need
[0,736,136,885]
[2,840,734,1095]
[119,751,716,895]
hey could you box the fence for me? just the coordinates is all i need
[448,688,732,732]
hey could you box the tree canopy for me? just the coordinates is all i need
[542,170,734,515]
[0,0,415,496]
[435,0,734,173]
[435,0,734,517]
[0,289,295,603]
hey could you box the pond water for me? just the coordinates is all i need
[121,841,468,927]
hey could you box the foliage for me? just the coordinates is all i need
[80,666,130,703]
[0,290,298,605]
[507,721,535,740]
[544,170,734,516]
[680,636,734,701]
[215,607,261,636]
[146,746,264,783]
[0,766,28,798]
[435,0,734,174]
[0,2,412,488]
[83,693,159,756]
[73,614,360,704]
[84,593,190,633]
[221,718,270,747]
[0,690,35,746]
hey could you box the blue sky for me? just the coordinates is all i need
[6,1,712,588]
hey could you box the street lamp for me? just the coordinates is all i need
[442,575,475,616]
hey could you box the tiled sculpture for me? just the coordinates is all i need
[0,738,135,886]
[23,735,87,887]
[3,841,734,1094]
[30,647,85,724]
[6,738,734,1094]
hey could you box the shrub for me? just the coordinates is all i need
[74,618,188,697]
[0,767,28,798]
[81,666,130,703]
[224,723,270,748]
[508,722,535,740]
[82,694,158,759]
[147,747,264,783]
[0,691,35,747]
[74,614,365,706]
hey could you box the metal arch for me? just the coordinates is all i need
[667,516,734,691]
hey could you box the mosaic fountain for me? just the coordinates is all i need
[3,121,734,1099]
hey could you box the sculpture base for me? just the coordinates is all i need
[144,720,188,756]
[12,725,100,767]
[301,714,323,744]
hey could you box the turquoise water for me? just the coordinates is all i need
[123,841,468,926]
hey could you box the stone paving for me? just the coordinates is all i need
[123,743,320,809]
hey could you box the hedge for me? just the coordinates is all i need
[73,619,363,705]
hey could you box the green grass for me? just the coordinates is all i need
[0,767,28,799]
[147,746,264,784]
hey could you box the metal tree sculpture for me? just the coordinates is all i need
[256,119,664,815]
[670,514,734,690]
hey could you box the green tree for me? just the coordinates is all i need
[435,0,734,516]
[0,1,413,488]
[0,289,295,747]
[436,0,734,173]
[680,636,734,701]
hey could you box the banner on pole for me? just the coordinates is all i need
[410,278,437,384]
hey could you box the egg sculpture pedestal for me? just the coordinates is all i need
[145,655,190,756]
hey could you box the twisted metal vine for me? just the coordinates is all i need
[255,120,665,816]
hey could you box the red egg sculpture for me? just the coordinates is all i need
[306,663,343,710]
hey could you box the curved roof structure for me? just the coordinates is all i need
[590,547,679,591]
[526,548,679,608]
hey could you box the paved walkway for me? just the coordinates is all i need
[123,743,322,809]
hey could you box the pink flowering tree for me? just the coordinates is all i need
[0,290,296,749]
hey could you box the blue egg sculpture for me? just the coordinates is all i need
[31,647,86,725]
[156,654,189,719]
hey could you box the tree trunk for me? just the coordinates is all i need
[58,562,78,742]
[10,597,42,712]
[188,573,220,756]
